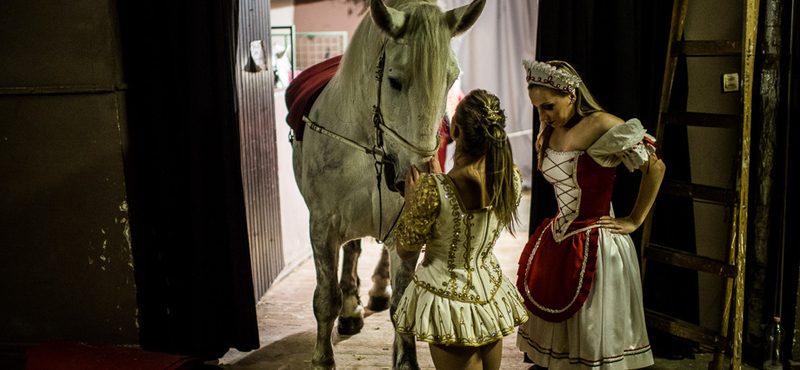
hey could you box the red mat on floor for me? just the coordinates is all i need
[26,340,203,370]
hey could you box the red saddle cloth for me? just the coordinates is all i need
[26,340,203,370]
[517,218,599,323]
[285,55,343,141]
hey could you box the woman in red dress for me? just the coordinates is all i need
[516,60,665,369]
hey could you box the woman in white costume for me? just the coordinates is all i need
[393,89,529,370]
[516,60,665,369]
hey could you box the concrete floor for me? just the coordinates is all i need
[218,192,757,370]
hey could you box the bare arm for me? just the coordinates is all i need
[598,153,666,234]
[629,154,666,226]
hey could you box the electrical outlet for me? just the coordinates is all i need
[722,73,740,92]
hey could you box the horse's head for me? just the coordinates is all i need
[368,0,485,196]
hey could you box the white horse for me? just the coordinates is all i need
[291,0,484,369]
[272,42,292,90]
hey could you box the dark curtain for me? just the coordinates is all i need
[117,0,259,359]
[782,0,799,355]
[767,0,798,360]
[531,0,674,229]
[532,0,700,357]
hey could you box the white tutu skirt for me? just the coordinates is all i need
[516,229,653,369]
[395,275,528,347]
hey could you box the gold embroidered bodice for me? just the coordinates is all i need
[394,167,522,304]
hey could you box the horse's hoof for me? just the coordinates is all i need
[394,364,421,370]
[311,356,335,370]
[367,296,391,312]
[337,316,364,335]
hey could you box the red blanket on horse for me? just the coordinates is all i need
[285,55,343,141]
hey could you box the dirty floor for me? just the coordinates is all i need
[218,192,756,370]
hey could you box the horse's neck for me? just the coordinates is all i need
[311,27,380,142]
[312,75,373,142]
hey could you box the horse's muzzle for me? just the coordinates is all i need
[394,180,405,197]
[385,156,437,198]
[381,155,407,196]
[382,159,402,195]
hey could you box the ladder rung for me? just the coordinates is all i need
[661,112,741,129]
[645,309,730,352]
[644,244,737,278]
[659,179,736,205]
[673,40,741,56]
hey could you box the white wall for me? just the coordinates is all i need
[684,0,743,332]
[273,89,313,280]
[441,0,538,188]
[269,0,314,284]
[270,0,295,27]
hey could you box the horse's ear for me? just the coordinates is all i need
[445,0,485,37]
[370,0,407,38]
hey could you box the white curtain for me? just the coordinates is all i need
[442,0,539,188]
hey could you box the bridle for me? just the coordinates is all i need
[302,38,440,243]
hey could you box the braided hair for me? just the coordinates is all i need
[452,89,520,235]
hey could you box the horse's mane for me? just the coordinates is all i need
[332,0,453,112]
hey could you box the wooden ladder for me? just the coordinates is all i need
[639,0,760,369]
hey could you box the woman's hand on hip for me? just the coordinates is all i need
[597,215,639,235]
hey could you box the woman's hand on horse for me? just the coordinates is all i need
[404,165,420,206]
[404,158,440,207]
[429,156,443,174]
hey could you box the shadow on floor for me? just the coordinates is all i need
[221,331,316,370]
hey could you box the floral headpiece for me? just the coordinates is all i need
[523,60,582,95]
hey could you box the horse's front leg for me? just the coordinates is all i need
[338,239,365,335]
[386,238,421,370]
[367,245,392,312]
[310,224,343,370]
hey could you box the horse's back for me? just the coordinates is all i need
[285,55,343,141]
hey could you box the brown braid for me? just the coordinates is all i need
[453,89,520,235]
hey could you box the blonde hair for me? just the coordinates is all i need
[452,89,520,235]
[532,61,605,170]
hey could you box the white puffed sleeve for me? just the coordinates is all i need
[586,119,657,172]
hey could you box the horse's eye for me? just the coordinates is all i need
[388,77,402,91]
